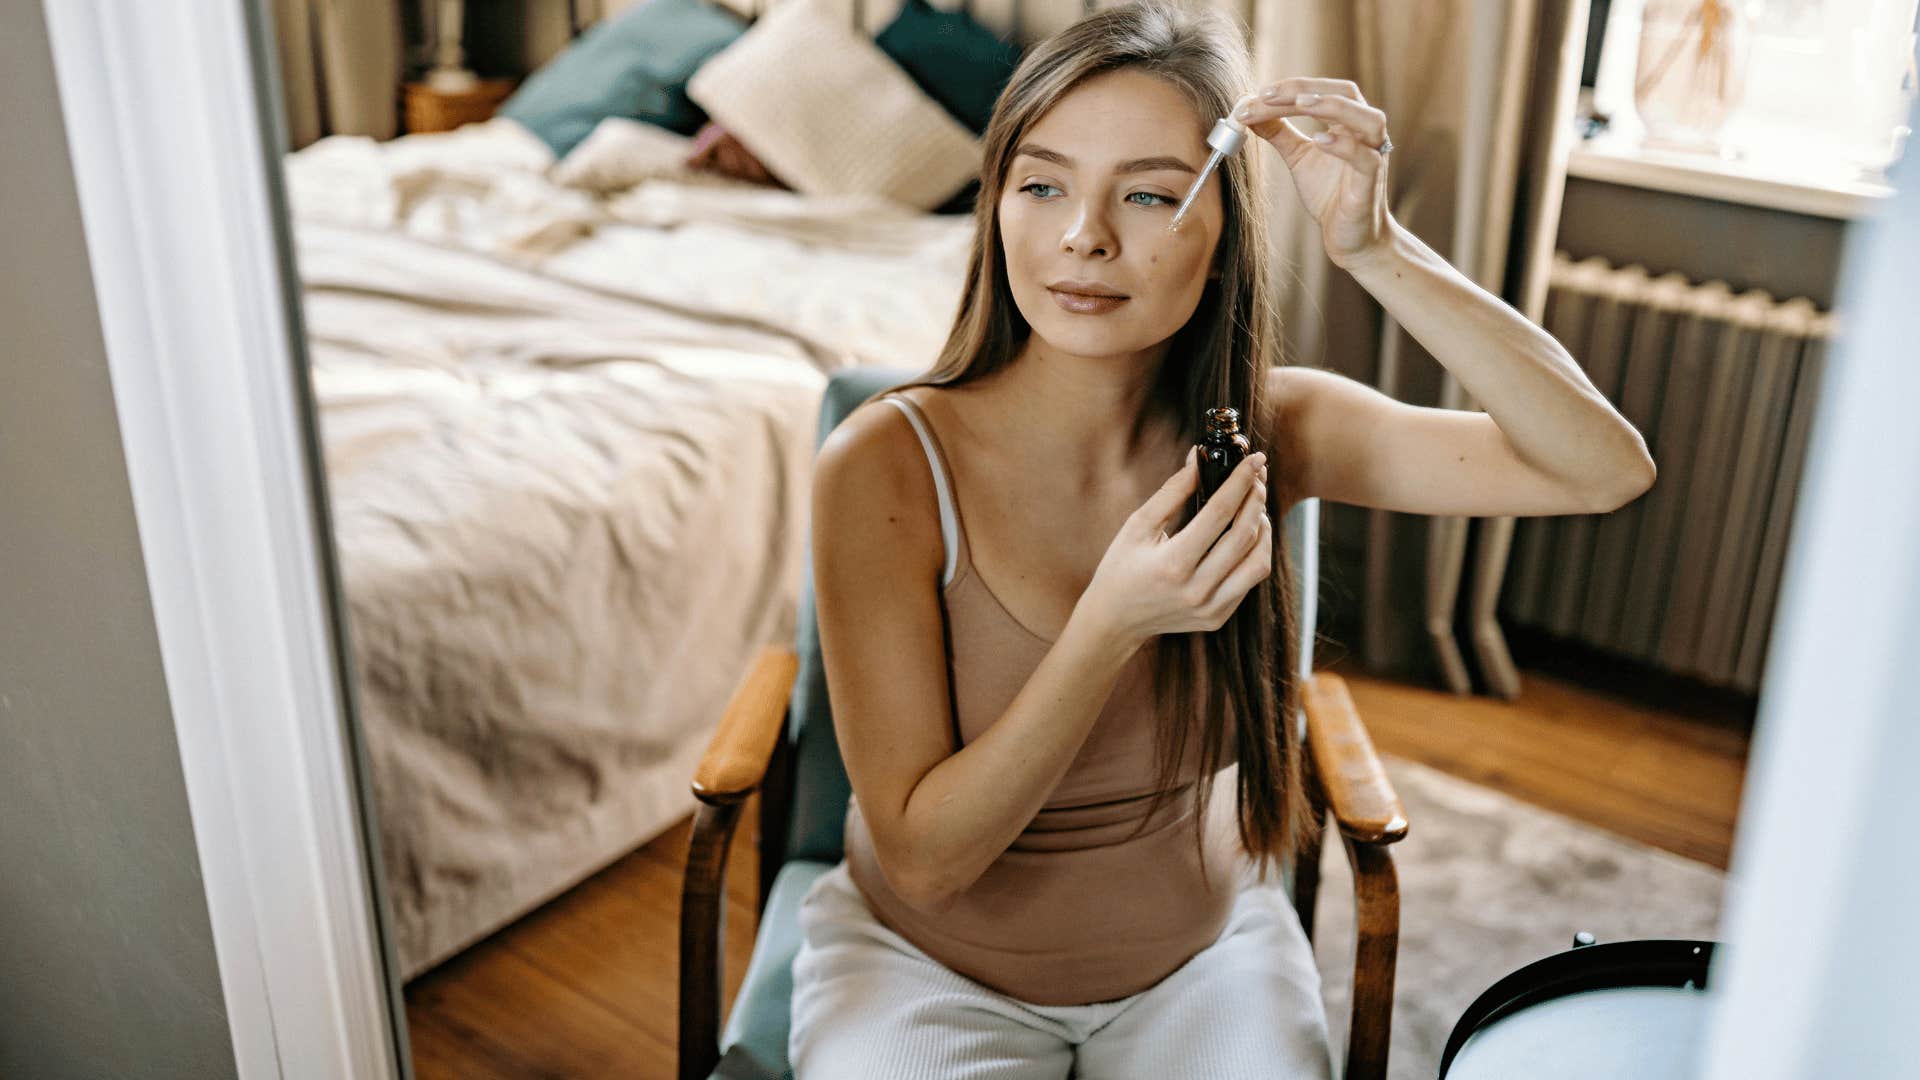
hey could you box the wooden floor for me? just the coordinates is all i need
[404,665,1752,1078]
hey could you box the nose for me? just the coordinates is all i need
[1060,199,1116,258]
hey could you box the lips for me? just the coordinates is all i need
[1047,280,1129,299]
[1049,288,1130,315]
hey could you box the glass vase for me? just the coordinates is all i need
[1633,0,1757,154]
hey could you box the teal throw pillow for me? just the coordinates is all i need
[874,0,1021,135]
[500,0,746,158]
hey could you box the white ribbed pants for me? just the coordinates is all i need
[788,860,1335,1079]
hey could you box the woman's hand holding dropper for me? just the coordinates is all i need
[1230,77,1395,271]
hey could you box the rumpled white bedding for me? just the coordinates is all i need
[286,117,970,977]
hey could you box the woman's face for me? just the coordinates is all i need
[998,68,1225,365]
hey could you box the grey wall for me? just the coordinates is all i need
[0,3,238,1078]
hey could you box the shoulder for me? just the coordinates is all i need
[812,390,944,574]
[814,391,927,507]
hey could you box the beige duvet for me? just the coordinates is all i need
[285,119,970,977]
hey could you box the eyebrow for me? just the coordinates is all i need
[1012,143,1197,175]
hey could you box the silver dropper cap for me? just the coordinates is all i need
[1207,115,1249,156]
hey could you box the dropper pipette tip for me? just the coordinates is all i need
[1167,146,1226,232]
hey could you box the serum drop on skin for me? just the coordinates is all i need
[1194,406,1252,519]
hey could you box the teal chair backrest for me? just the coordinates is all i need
[783,367,1320,865]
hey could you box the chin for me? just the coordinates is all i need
[1031,323,1152,361]
[1017,300,1125,347]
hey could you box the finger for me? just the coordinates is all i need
[1256,77,1365,107]
[1307,126,1385,174]
[1265,116,1318,159]
[1169,451,1266,566]
[1259,94,1387,147]
[1134,446,1201,536]
[1234,97,1317,159]
[1192,480,1267,589]
[1203,513,1274,614]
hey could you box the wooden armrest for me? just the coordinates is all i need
[691,646,799,806]
[1304,672,1409,845]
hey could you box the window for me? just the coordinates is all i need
[1591,0,1919,179]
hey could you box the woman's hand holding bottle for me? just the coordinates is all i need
[1076,448,1272,649]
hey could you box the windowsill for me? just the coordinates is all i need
[1567,130,1898,221]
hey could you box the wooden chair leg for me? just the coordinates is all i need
[1341,836,1400,1080]
[679,798,745,1080]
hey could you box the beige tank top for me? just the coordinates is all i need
[840,391,1244,1007]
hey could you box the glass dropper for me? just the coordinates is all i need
[1167,110,1250,232]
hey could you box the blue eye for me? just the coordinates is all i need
[1021,179,1167,204]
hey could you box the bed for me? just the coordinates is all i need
[287,110,978,977]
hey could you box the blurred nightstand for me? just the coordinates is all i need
[402,77,516,134]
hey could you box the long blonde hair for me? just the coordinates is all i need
[886,0,1311,882]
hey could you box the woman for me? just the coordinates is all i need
[795,2,1656,1076]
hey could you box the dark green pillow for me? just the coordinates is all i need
[499,0,746,159]
[874,0,1021,136]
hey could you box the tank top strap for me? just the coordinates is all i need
[881,392,973,588]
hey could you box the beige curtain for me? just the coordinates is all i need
[1248,0,1588,694]
[272,0,404,148]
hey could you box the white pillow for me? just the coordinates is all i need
[686,0,983,212]
[550,117,768,194]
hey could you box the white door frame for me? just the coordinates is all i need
[40,0,1920,1076]
[39,1,404,1076]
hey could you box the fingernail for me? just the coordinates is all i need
[1234,104,1256,122]
[1262,87,1287,103]
[1296,92,1320,106]
[1313,132,1334,145]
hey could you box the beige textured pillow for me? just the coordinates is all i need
[686,0,983,212]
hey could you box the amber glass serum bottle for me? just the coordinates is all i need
[1194,406,1251,518]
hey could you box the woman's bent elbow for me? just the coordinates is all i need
[872,846,962,914]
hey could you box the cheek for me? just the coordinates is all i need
[998,207,1039,276]
[1140,224,1214,286]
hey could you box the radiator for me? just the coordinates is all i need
[1500,252,1837,694]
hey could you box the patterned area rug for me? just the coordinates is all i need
[1309,754,1728,1080]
